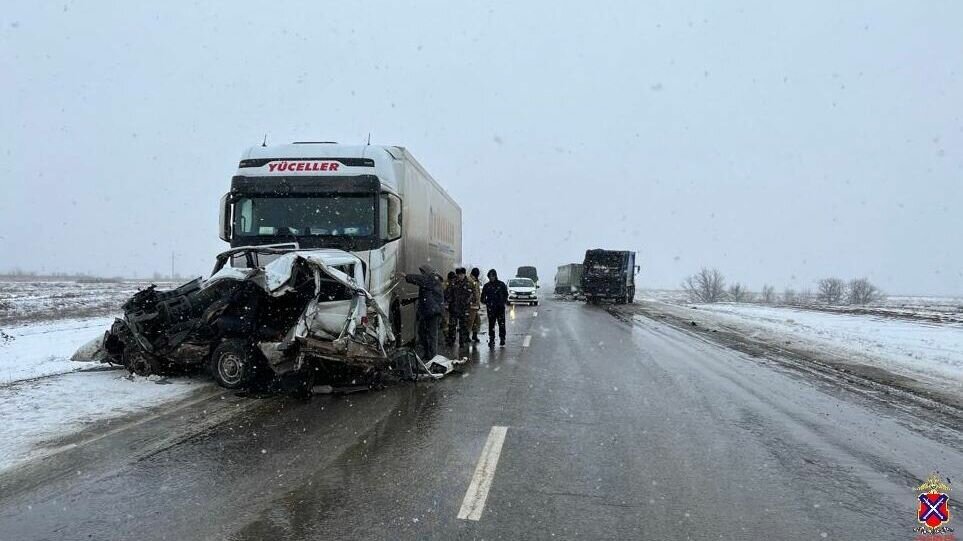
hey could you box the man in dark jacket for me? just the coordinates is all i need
[400,265,444,360]
[480,269,509,347]
[445,267,474,348]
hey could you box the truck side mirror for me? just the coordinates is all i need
[218,193,232,242]
[635,265,641,274]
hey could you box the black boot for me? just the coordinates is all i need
[472,333,479,343]
[500,337,506,347]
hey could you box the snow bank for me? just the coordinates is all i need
[0,317,115,385]
[688,303,963,385]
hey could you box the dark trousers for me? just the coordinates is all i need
[418,314,440,361]
[487,306,506,342]
[447,308,470,346]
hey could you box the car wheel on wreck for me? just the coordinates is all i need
[122,346,157,377]
[210,339,261,390]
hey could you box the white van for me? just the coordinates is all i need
[218,143,462,345]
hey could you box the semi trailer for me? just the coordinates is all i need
[554,263,583,296]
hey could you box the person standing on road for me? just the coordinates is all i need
[468,267,482,343]
[398,265,444,361]
[480,269,509,347]
[446,267,474,349]
[442,270,455,342]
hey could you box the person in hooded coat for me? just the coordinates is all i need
[480,268,509,347]
[400,265,444,360]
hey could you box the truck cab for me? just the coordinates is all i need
[218,143,461,345]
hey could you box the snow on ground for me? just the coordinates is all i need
[647,299,963,389]
[0,279,178,325]
[0,371,205,471]
[0,315,212,472]
[0,316,115,384]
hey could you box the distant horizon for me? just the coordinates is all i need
[1,267,960,300]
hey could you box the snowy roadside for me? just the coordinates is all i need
[0,316,211,472]
[0,317,116,384]
[634,297,963,397]
[0,371,205,472]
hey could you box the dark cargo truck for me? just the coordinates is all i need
[554,263,584,296]
[516,266,539,286]
[580,249,639,304]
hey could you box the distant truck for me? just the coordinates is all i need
[218,142,462,346]
[554,263,583,296]
[581,249,639,304]
[516,266,539,286]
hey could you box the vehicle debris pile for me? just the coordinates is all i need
[74,246,454,390]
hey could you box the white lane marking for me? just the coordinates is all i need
[533,311,538,317]
[458,426,509,521]
[522,335,532,347]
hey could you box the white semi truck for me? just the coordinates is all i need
[218,142,462,346]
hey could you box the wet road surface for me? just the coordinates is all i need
[0,299,960,540]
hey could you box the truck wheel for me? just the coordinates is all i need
[533,301,539,306]
[210,339,259,390]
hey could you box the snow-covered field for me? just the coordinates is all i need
[0,308,208,472]
[689,303,963,385]
[642,289,963,324]
[638,292,963,399]
[0,279,179,325]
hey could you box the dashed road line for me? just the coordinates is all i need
[457,425,509,521]
[522,335,532,347]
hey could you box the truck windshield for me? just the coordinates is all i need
[233,195,375,238]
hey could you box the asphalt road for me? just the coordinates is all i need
[0,299,960,540]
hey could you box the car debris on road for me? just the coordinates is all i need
[73,246,458,391]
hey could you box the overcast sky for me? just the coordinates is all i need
[2,1,961,295]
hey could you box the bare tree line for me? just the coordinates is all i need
[682,267,885,306]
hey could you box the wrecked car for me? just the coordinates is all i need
[75,245,449,389]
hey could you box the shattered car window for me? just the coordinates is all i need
[235,196,375,237]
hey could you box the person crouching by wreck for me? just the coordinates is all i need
[481,268,509,347]
[398,265,444,361]
[446,267,474,349]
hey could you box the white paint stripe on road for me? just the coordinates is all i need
[522,335,532,347]
[457,425,509,521]
[533,311,538,317]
